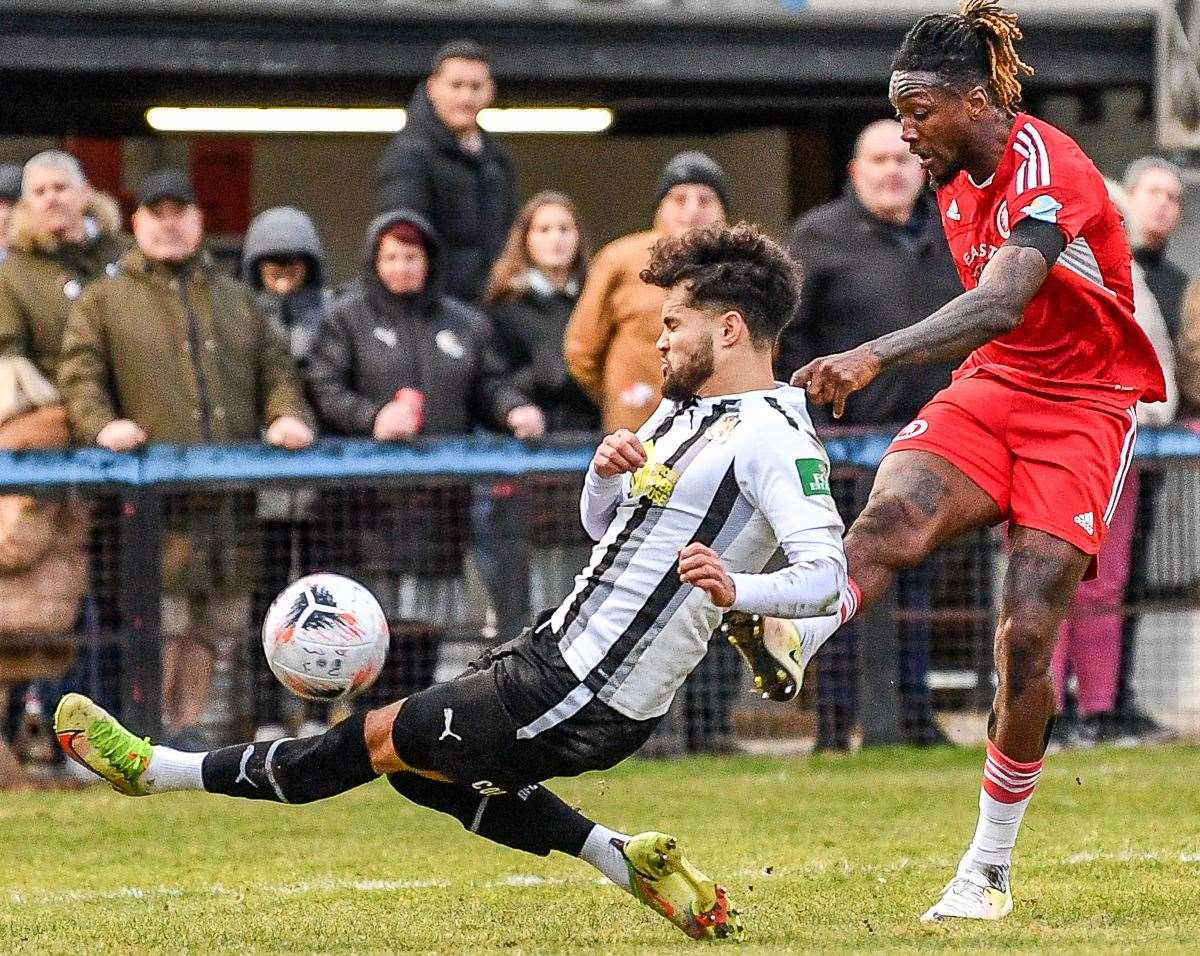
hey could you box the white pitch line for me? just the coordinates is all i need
[5,850,1196,908]
[7,878,447,907]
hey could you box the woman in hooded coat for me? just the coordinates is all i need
[305,210,542,689]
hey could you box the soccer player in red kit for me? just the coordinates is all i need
[727,0,1166,922]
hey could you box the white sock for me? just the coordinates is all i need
[962,788,1033,871]
[962,741,1043,870]
[144,746,207,793]
[798,580,861,668]
[960,786,1036,868]
[579,824,633,893]
[797,610,844,669]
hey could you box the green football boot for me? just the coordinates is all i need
[54,693,153,796]
[622,831,745,942]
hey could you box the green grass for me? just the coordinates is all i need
[1,745,1198,954]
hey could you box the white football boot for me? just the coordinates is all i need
[921,862,1013,922]
[721,613,808,702]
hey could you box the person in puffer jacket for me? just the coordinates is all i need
[305,209,542,672]
[0,357,87,789]
[306,207,540,440]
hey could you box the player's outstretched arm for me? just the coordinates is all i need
[680,418,847,616]
[580,428,647,540]
[793,241,1052,418]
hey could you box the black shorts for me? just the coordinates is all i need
[390,621,660,793]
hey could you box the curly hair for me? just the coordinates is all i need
[640,222,799,348]
[891,0,1034,115]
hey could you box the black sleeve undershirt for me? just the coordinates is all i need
[1002,216,1067,268]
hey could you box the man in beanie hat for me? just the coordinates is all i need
[655,151,730,212]
[565,150,727,433]
[564,152,732,756]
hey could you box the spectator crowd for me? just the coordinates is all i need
[1,39,1197,786]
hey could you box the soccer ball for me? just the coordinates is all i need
[261,573,390,702]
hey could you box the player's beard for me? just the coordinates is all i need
[661,337,715,402]
[931,168,958,188]
[929,155,963,189]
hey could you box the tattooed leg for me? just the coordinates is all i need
[844,450,1001,612]
[992,526,1091,761]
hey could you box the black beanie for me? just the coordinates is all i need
[0,164,21,203]
[655,151,729,211]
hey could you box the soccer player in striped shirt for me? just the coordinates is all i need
[55,222,848,943]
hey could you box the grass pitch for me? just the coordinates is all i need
[1,744,1197,954]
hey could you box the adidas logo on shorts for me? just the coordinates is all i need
[1073,512,1095,536]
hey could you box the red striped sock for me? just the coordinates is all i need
[965,739,1044,868]
[838,578,862,624]
[981,738,1043,804]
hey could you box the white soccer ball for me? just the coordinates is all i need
[261,573,390,703]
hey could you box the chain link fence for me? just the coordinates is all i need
[3,430,1199,766]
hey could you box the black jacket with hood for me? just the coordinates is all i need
[375,85,517,303]
[776,189,963,427]
[305,209,528,437]
[241,206,330,368]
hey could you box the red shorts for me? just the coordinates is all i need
[884,374,1138,556]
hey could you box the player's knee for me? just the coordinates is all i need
[364,699,406,774]
[849,492,936,570]
[994,616,1054,702]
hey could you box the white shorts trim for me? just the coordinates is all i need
[1102,407,1138,527]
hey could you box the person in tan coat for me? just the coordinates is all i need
[563,152,728,432]
[0,151,128,379]
[0,357,88,789]
[564,155,739,755]
[58,169,314,749]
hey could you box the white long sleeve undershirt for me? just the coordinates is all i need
[580,465,623,541]
[728,546,845,620]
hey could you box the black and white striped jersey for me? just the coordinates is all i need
[521,385,846,730]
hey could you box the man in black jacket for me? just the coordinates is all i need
[777,120,962,424]
[1125,156,1188,340]
[777,119,963,752]
[1113,157,1189,745]
[376,41,517,304]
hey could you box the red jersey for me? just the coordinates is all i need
[935,113,1166,407]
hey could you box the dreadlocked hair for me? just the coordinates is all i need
[892,0,1034,114]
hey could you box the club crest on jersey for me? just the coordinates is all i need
[707,412,741,444]
[630,440,679,506]
[894,419,929,441]
[995,200,1011,239]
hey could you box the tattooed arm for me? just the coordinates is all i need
[793,243,1050,418]
[873,245,1048,365]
